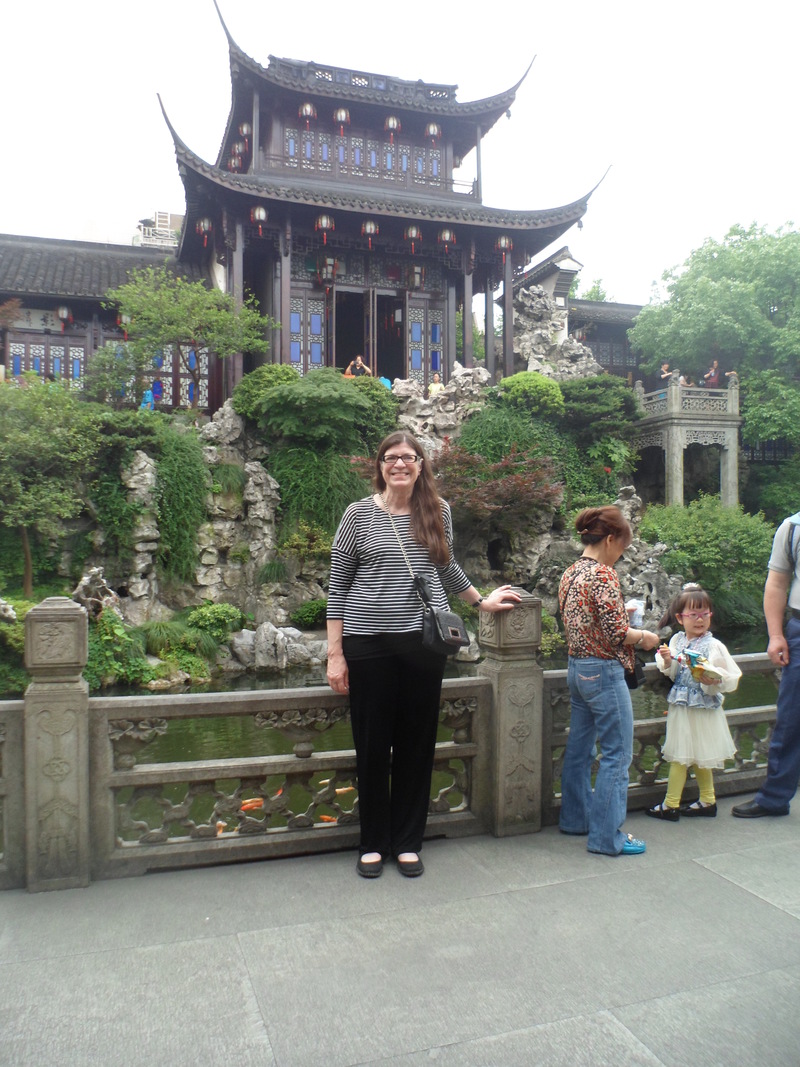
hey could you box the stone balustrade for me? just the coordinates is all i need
[0,595,777,891]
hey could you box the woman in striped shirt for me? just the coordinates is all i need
[327,431,519,879]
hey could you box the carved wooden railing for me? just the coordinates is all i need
[0,596,777,891]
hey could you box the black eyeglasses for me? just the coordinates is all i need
[381,453,421,467]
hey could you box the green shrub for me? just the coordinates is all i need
[741,461,800,525]
[258,368,372,452]
[350,375,400,452]
[279,521,332,562]
[84,608,155,690]
[228,542,251,564]
[186,602,245,643]
[289,598,328,629]
[210,463,248,497]
[231,363,300,421]
[161,649,212,683]
[257,560,287,584]
[269,446,370,534]
[559,375,641,449]
[0,661,29,696]
[496,372,565,420]
[458,406,543,462]
[154,427,208,581]
[639,495,774,600]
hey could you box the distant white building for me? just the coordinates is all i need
[133,210,183,249]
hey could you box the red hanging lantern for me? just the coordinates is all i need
[315,214,335,245]
[196,218,212,247]
[238,122,252,153]
[299,102,317,130]
[117,313,131,340]
[333,108,350,137]
[232,140,246,156]
[228,155,243,171]
[425,122,442,145]
[57,305,72,332]
[495,234,513,265]
[404,224,422,254]
[250,206,268,237]
[437,228,456,254]
[384,115,401,144]
[361,219,379,250]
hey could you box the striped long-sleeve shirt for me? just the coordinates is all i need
[327,496,472,635]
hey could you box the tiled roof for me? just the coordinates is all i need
[0,234,201,301]
[568,298,644,326]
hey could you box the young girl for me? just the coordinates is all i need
[646,585,741,820]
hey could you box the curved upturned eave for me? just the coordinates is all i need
[171,135,591,234]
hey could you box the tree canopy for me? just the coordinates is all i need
[104,266,274,406]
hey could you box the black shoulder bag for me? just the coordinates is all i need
[384,508,470,656]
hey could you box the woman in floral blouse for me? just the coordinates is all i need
[558,506,661,855]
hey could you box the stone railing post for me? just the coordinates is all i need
[477,591,543,836]
[24,597,89,891]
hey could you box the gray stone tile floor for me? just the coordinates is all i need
[1,795,799,1066]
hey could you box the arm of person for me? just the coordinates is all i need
[594,566,659,650]
[457,584,521,613]
[656,639,679,679]
[764,568,791,666]
[701,638,742,693]
[326,619,349,694]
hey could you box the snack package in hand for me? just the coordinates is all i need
[676,648,724,683]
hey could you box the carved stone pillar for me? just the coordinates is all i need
[665,424,684,507]
[478,591,543,835]
[24,597,89,891]
[721,427,739,507]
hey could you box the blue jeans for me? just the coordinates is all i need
[559,656,634,855]
[756,615,800,811]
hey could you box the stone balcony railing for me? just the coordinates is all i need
[0,596,776,892]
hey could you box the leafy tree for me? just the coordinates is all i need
[0,298,22,331]
[639,495,774,601]
[456,308,487,363]
[558,375,641,448]
[0,378,98,596]
[154,427,209,581]
[577,278,609,302]
[105,266,274,407]
[82,341,154,408]
[629,224,800,386]
[258,368,372,452]
[349,375,399,452]
[739,369,800,448]
[231,363,300,420]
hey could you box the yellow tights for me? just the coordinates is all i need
[665,763,715,809]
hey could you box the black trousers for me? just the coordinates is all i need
[344,634,446,858]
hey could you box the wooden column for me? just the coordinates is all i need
[484,279,496,383]
[251,88,260,173]
[280,218,292,365]
[226,218,245,397]
[462,250,473,368]
[503,251,514,379]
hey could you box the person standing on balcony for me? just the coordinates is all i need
[702,359,720,387]
[558,506,661,856]
[733,512,800,817]
[326,431,519,878]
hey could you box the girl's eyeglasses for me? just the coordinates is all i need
[679,611,712,619]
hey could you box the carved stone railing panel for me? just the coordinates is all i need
[254,704,350,758]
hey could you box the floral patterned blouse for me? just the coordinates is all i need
[558,557,634,670]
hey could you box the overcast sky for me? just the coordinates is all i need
[1,0,795,305]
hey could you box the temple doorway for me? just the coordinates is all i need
[334,289,405,381]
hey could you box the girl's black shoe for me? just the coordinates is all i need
[679,801,717,817]
[645,802,680,822]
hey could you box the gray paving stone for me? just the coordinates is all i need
[611,969,800,1067]
[694,841,800,917]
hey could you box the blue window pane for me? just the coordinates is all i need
[12,355,21,375]
[304,139,313,160]
[432,158,439,177]
[188,381,196,404]
[431,323,441,343]
[411,321,422,343]
[153,353,164,369]
[33,356,41,373]
[288,137,296,157]
[416,157,424,175]
[188,349,197,371]
[401,153,408,173]
[72,358,81,379]
[354,147,362,165]
[290,341,301,363]
[386,152,393,170]
[310,342,322,364]
[310,314,322,336]
[153,380,163,400]
[431,351,440,371]
[411,349,423,370]
[53,357,61,376]
[290,312,301,333]
[322,143,329,161]
[370,149,377,168]
[338,144,345,164]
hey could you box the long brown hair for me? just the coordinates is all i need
[574,506,632,549]
[375,432,449,565]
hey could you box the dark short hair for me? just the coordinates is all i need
[573,506,632,549]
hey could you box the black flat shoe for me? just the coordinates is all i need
[680,801,717,817]
[645,803,680,822]
[396,855,424,877]
[731,799,789,818]
[356,856,383,878]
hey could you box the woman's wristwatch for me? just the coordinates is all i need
[474,595,484,609]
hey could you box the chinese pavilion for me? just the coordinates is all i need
[165,3,594,407]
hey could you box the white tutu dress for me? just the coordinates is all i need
[656,631,740,768]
